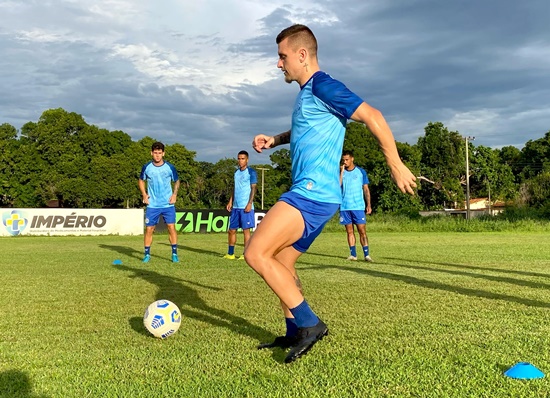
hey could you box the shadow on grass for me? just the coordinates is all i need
[385,261,550,290]
[384,256,550,279]
[98,244,142,261]
[305,250,345,261]
[111,262,281,360]
[0,370,49,398]
[158,242,223,258]
[299,262,550,309]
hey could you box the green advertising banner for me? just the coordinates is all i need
[154,210,266,233]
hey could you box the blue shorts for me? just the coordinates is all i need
[339,210,366,225]
[145,206,176,227]
[229,208,256,230]
[279,191,339,253]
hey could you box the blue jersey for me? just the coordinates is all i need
[290,71,363,204]
[140,161,179,208]
[233,167,258,209]
[341,166,369,211]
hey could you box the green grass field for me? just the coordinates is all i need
[2,231,550,397]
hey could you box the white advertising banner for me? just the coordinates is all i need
[0,208,144,237]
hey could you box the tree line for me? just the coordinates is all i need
[1,108,550,213]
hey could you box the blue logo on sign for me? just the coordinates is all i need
[2,210,29,236]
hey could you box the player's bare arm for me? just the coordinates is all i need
[138,179,149,204]
[226,195,233,212]
[170,180,180,204]
[245,184,257,213]
[364,184,372,215]
[351,102,417,195]
[252,130,291,153]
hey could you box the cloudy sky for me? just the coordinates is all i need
[1,0,549,163]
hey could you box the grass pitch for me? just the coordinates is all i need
[1,231,550,397]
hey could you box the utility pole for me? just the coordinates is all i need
[465,136,475,220]
[257,168,269,210]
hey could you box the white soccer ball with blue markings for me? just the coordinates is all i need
[143,300,181,338]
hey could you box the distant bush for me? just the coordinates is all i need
[323,208,550,233]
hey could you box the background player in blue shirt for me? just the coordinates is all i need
[247,24,417,363]
[340,150,373,262]
[138,142,180,264]
[224,150,257,260]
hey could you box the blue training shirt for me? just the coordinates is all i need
[140,161,179,208]
[290,71,364,204]
[341,166,370,211]
[233,167,258,209]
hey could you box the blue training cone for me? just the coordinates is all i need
[504,362,544,379]
[112,259,123,265]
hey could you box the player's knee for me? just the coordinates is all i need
[243,244,269,271]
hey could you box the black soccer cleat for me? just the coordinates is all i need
[284,319,328,363]
[257,335,297,350]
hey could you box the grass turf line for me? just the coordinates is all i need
[1,231,550,397]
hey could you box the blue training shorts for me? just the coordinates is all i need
[145,206,176,227]
[229,208,256,230]
[339,210,367,225]
[279,191,339,253]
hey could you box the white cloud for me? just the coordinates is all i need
[1,0,549,162]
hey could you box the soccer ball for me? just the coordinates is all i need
[143,299,182,338]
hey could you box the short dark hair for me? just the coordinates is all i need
[151,142,165,152]
[276,24,317,58]
[342,150,354,157]
[238,150,249,158]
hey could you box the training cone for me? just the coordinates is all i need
[504,362,544,379]
[112,259,123,265]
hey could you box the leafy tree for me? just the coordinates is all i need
[520,171,550,209]
[202,158,237,209]
[0,123,19,206]
[417,122,466,209]
[499,145,522,182]
[470,145,516,201]
[164,143,199,208]
[269,148,292,195]
[343,122,421,212]
[518,131,550,180]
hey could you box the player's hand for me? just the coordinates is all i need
[390,162,417,195]
[252,134,275,153]
[169,194,177,205]
[142,195,150,205]
[244,203,252,213]
[226,203,232,212]
[366,205,372,215]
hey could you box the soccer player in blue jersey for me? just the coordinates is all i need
[138,142,180,264]
[246,24,417,363]
[224,150,258,260]
[340,150,373,262]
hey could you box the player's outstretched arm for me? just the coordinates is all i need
[252,130,291,153]
[351,103,417,195]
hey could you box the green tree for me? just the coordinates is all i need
[0,123,19,206]
[343,122,421,212]
[518,131,550,180]
[470,145,517,201]
[499,145,522,182]
[269,148,292,196]
[521,171,550,209]
[417,122,466,209]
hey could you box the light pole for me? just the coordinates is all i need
[257,168,269,210]
[465,136,475,220]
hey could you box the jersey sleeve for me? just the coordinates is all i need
[360,168,369,185]
[248,168,258,184]
[168,162,179,181]
[139,163,149,180]
[312,72,364,119]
